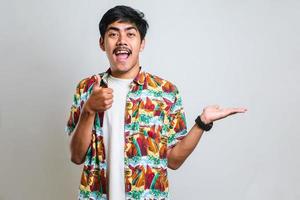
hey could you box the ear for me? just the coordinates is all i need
[99,37,105,51]
[139,39,145,52]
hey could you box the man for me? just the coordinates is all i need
[65,5,247,200]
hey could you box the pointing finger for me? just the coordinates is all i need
[94,74,102,89]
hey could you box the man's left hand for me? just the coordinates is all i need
[200,105,247,124]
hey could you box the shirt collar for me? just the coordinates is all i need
[100,66,145,86]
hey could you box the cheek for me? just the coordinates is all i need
[104,40,116,52]
[106,45,114,53]
[132,43,143,54]
[131,51,140,59]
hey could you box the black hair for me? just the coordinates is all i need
[99,5,149,40]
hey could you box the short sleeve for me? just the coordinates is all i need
[65,76,95,136]
[65,81,83,136]
[167,87,188,149]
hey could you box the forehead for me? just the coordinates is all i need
[106,21,138,31]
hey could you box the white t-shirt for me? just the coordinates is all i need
[102,75,132,200]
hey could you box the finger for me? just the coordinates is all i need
[104,99,113,105]
[228,107,247,113]
[104,93,114,99]
[93,75,102,89]
[209,104,219,109]
[166,149,172,158]
[223,108,247,116]
[214,105,220,109]
[105,103,113,110]
[102,87,113,94]
[93,90,113,100]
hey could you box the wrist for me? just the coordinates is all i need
[82,103,96,116]
[200,113,212,124]
[195,115,213,132]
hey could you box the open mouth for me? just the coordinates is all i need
[113,47,132,61]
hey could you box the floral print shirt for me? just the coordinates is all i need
[66,68,188,200]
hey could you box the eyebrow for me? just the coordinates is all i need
[106,26,138,32]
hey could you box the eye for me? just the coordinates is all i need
[127,32,136,38]
[108,32,118,38]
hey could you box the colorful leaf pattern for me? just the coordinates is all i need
[66,68,187,199]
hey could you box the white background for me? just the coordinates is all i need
[0,0,299,199]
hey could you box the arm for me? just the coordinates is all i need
[167,105,247,170]
[167,123,204,170]
[69,107,95,165]
[69,75,113,165]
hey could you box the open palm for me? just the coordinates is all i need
[201,105,247,124]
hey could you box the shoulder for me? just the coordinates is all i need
[75,74,100,95]
[143,71,179,94]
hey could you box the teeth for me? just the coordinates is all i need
[115,48,130,55]
[116,50,128,54]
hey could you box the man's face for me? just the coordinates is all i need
[100,21,145,78]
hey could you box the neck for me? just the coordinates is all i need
[110,64,140,79]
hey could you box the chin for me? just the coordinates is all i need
[112,63,135,72]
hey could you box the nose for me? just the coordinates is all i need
[116,32,128,46]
